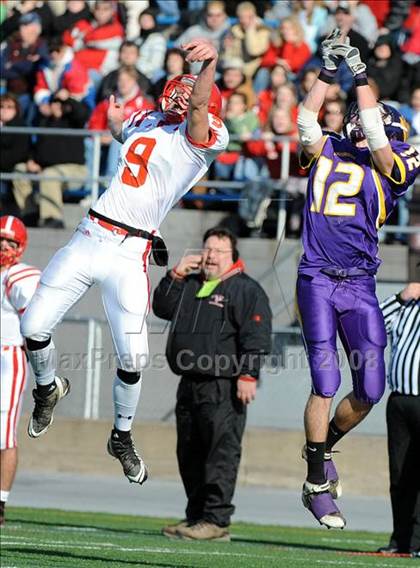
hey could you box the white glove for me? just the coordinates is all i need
[321,28,343,72]
[331,42,367,76]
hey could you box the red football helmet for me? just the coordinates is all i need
[0,215,28,268]
[159,74,222,118]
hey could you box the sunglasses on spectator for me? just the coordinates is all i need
[0,104,16,109]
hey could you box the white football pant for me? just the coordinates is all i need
[21,217,151,373]
[0,346,27,449]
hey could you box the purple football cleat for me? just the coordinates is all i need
[302,481,346,529]
[324,452,342,499]
[302,446,342,499]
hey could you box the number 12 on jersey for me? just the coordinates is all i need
[121,137,157,188]
[310,156,364,217]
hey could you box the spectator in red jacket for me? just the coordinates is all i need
[86,65,155,184]
[63,0,124,76]
[257,63,289,126]
[255,16,311,92]
[34,35,95,110]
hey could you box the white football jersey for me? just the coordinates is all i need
[93,110,229,230]
[1,263,40,346]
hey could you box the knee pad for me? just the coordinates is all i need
[21,315,51,344]
[25,337,51,351]
[117,368,141,385]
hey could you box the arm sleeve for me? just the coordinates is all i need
[152,272,186,321]
[232,282,272,378]
[380,294,402,334]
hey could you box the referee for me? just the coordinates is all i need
[378,282,420,558]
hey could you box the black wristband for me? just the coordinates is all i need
[355,72,368,87]
[318,68,335,84]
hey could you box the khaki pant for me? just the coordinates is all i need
[13,163,87,222]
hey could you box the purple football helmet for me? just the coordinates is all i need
[343,102,409,145]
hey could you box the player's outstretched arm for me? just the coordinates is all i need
[182,39,218,144]
[333,42,394,175]
[107,94,124,143]
[298,29,342,159]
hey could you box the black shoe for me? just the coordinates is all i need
[107,431,148,484]
[377,545,404,554]
[411,550,420,558]
[0,500,5,526]
[42,218,65,229]
[28,377,70,438]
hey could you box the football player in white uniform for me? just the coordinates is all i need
[21,39,229,485]
[1,216,40,524]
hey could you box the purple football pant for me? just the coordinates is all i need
[296,273,386,404]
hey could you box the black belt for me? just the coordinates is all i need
[320,267,373,279]
[88,208,168,266]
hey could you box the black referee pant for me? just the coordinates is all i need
[175,375,246,527]
[386,392,420,552]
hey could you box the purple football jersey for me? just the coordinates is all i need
[299,136,420,276]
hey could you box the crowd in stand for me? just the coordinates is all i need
[0,0,419,236]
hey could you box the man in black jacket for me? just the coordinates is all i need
[14,90,89,228]
[153,227,272,541]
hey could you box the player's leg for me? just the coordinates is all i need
[101,257,150,484]
[164,377,206,537]
[328,278,387,451]
[297,274,345,528]
[176,378,243,541]
[0,347,27,524]
[21,231,93,437]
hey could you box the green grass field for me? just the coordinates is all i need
[0,507,414,567]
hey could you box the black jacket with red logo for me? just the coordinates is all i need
[152,261,272,379]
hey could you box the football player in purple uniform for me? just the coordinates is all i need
[296,29,420,529]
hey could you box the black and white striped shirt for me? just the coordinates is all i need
[380,295,420,396]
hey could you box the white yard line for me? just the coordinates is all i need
[1,537,405,566]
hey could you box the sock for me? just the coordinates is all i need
[0,490,10,503]
[26,338,56,385]
[326,419,347,453]
[306,441,327,484]
[113,374,142,432]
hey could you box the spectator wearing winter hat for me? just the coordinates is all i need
[367,34,403,102]
[0,12,48,122]
[0,0,55,41]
